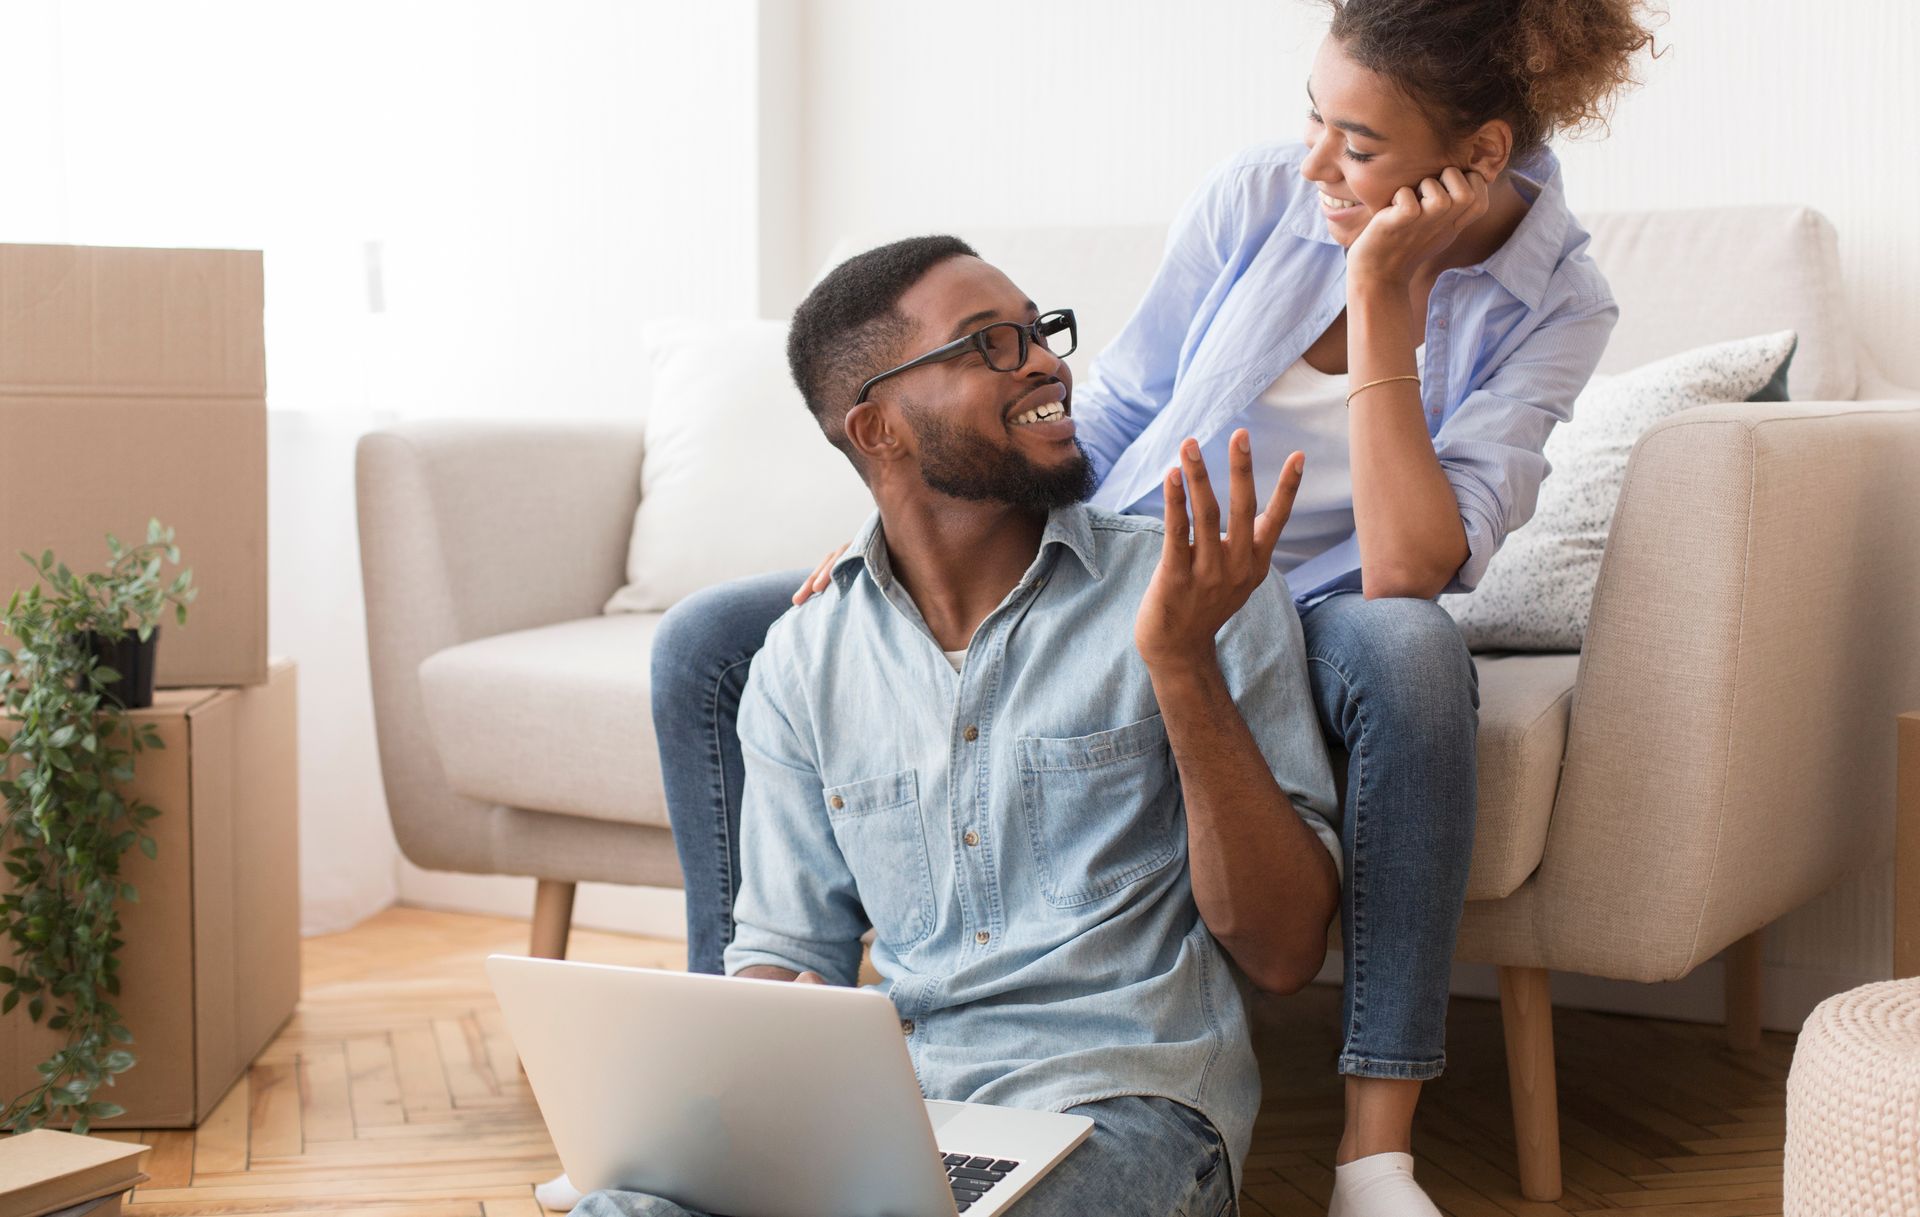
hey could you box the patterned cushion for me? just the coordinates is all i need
[1441,331,1797,651]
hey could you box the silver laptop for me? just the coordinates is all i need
[487,955,1092,1217]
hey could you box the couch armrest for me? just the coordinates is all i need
[355,420,646,871]
[1480,399,1920,981]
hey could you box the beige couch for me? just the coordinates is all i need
[356,206,1920,1199]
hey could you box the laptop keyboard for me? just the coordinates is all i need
[940,1153,1021,1212]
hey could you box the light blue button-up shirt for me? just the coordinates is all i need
[723,504,1341,1197]
[1077,140,1619,604]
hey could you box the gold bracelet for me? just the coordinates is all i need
[1345,374,1421,409]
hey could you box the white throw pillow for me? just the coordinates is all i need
[604,320,874,614]
[1440,330,1797,651]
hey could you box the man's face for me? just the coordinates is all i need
[880,256,1094,513]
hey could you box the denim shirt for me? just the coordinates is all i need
[1075,140,1619,605]
[722,504,1341,1199]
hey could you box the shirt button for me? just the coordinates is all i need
[901,1019,914,1036]
[963,830,979,847]
[828,795,845,810]
[963,725,979,742]
[975,930,990,945]
[1438,317,1449,328]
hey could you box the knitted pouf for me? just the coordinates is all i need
[1786,978,1920,1215]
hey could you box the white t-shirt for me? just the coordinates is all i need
[1124,348,1422,579]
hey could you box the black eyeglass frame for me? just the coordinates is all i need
[852,309,1077,406]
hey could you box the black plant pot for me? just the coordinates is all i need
[81,627,160,710]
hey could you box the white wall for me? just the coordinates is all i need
[792,0,1916,1025]
[0,0,771,933]
[793,1,1318,306]
[794,0,1920,393]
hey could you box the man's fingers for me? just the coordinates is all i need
[1159,467,1191,569]
[1226,428,1257,548]
[794,970,826,985]
[1179,440,1222,572]
[1254,451,1305,555]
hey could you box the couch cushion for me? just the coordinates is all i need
[1467,652,1580,900]
[604,319,872,614]
[418,613,1572,889]
[1441,331,1798,651]
[419,614,669,829]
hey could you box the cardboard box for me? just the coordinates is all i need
[0,243,268,687]
[0,659,299,1127]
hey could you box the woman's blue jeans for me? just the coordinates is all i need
[650,572,1478,1081]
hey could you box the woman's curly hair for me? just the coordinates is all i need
[1323,0,1663,158]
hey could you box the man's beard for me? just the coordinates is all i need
[906,406,1096,514]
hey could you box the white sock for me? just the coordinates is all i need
[534,1171,583,1212]
[1327,1152,1442,1217]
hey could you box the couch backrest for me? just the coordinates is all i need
[1583,206,1855,402]
[828,203,1856,403]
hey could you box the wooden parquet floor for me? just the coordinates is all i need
[95,906,1791,1216]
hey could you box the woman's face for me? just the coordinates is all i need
[1299,36,1467,248]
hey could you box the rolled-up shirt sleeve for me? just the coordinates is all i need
[1212,574,1344,878]
[1434,290,1618,594]
[721,645,868,987]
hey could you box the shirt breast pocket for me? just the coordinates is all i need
[1016,713,1181,908]
[822,768,935,950]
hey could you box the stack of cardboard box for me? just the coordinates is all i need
[0,244,300,1127]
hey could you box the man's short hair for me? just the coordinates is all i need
[787,235,978,452]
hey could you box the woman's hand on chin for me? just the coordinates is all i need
[1345,165,1491,291]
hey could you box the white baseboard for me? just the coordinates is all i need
[395,860,690,944]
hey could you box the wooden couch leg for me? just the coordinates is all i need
[530,879,577,960]
[1499,965,1563,1202]
[1725,929,1764,1051]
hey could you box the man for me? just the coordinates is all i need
[581,236,1341,1217]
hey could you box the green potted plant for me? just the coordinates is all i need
[0,520,194,1132]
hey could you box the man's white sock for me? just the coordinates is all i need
[1327,1151,1443,1217]
[534,1171,583,1213]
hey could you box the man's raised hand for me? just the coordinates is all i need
[1134,429,1303,667]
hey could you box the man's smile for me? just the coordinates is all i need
[1006,379,1074,439]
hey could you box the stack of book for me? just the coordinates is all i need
[0,1130,149,1217]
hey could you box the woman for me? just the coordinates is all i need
[648,2,1656,1214]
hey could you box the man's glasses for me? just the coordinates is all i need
[854,309,1078,405]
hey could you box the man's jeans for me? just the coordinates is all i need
[651,573,1477,1081]
[573,1094,1233,1217]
